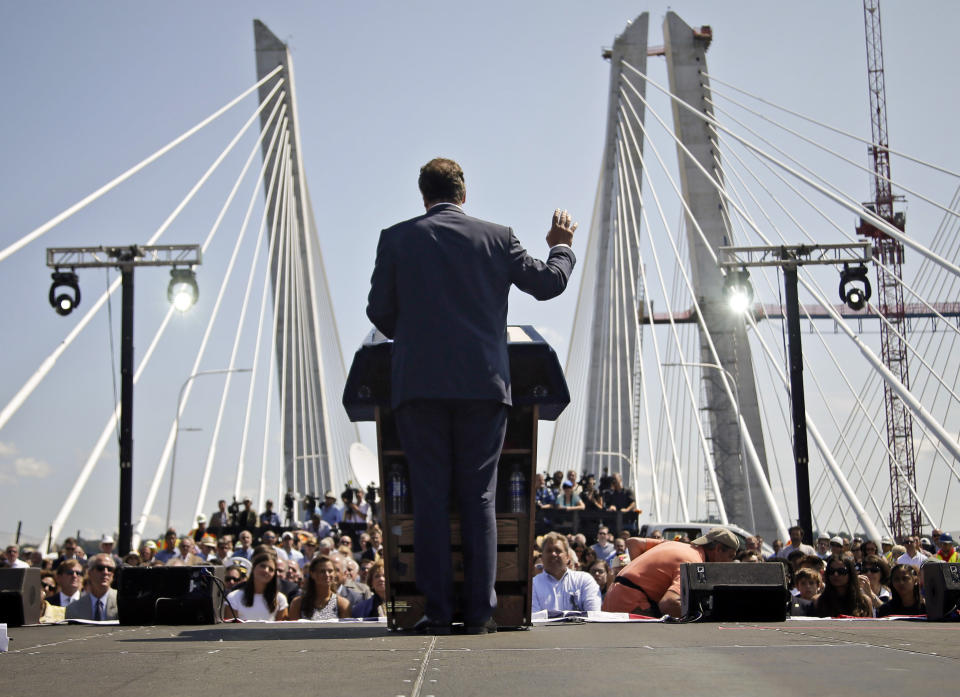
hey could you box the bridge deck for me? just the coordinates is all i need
[3,619,955,696]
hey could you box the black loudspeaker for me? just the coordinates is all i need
[0,568,43,626]
[923,563,960,621]
[117,565,225,625]
[681,562,790,621]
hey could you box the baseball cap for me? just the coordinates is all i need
[817,533,830,541]
[940,533,955,544]
[562,480,574,488]
[830,536,844,545]
[281,531,294,540]
[100,534,115,545]
[690,528,740,550]
[324,490,336,499]
[881,536,894,545]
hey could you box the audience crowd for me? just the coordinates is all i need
[3,477,957,623]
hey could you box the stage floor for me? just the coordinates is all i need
[3,619,957,696]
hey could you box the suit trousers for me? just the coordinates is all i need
[394,399,508,624]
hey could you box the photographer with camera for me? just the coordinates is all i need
[342,487,370,525]
[579,473,604,511]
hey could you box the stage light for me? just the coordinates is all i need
[48,270,81,316]
[723,268,753,314]
[839,264,871,311]
[167,268,198,312]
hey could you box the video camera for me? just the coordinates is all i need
[227,497,241,526]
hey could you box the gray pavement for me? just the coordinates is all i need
[2,619,957,696]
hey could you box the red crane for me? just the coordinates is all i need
[855,0,919,539]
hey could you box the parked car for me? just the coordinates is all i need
[637,521,774,557]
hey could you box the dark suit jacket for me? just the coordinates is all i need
[366,203,575,407]
[65,589,118,621]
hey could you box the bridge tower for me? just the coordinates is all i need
[253,21,361,511]
[662,12,778,541]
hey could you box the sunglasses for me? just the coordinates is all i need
[827,567,850,576]
[226,576,241,583]
[92,564,115,573]
[42,583,56,591]
[59,569,84,576]
[863,566,883,573]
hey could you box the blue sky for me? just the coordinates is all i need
[1,1,958,545]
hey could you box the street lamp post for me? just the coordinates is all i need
[46,244,201,554]
[663,361,754,533]
[167,368,253,533]
[718,242,872,546]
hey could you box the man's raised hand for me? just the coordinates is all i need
[546,208,578,248]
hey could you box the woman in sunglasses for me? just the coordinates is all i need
[225,551,288,621]
[224,564,247,591]
[860,553,892,612]
[878,563,925,617]
[814,554,872,617]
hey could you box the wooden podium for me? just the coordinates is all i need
[343,325,570,629]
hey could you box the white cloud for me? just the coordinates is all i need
[0,441,17,457]
[14,456,52,479]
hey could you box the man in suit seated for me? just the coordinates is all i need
[66,553,118,621]
[366,157,577,634]
[49,558,84,607]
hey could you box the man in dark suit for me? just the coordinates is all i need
[366,157,576,634]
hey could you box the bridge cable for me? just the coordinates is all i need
[131,96,289,543]
[0,66,284,265]
[0,79,286,436]
[41,87,286,550]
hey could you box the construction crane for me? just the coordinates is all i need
[855,0,919,539]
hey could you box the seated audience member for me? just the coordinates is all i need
[225,551,288,621]
[555,480,584,510]
[934,533,959,562]
[577,545,597,572]
[815,534,831,559]
[123,551,141,566]
[50,559,84,607]
[190,515,210,543]
[214,536,234,564]
[98,535,124,569]
[66,553,118,621]
[305,513,332,540]
[862,539,880,558]
[277,531,304,565]
[40,571,58,602]
[299,536,318,569]
[4,545,29,569]
[155,529,179,563]
[274,558,302,602]
[880,535,895,562]
[361,525,383,562]
[860,553,892,612]
[603,528,739,618]
[330,551,371,605]
[786,549,806,572]
[737,550,762,563]
[138,540,157,565]
[814,554,872,618]
[613,536,629,562]
[896,536,925,568]
[197,535,218,562]
[232,530,255,560]
[531,532,602,613]
[353,560,387,618]
[827,536,845,559]
[289,555,350,620]
[587,559,613,601]
[778,525,816,559]
[224,564,247,593]
[591,527,616,565]
[54,537,86,570]
[878,563,925,617]
[790,567,822,616]
[168,536,204,565]
[603,472,637,514]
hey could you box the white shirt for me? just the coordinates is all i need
[7,559,29,569]
[57,590,81,606]
[531,569,602,613]
[276,547,304,564]
[896,551,925,569]
[226,589,289,621]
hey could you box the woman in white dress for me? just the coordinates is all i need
[289,555,351,620]
[225,551,288,621]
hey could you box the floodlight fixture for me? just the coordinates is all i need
[167,267,199,312]
[48,270,81,316]
[839,263,872,311]
[723,267,754,314]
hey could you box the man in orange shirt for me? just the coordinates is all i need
[602,528,739,618]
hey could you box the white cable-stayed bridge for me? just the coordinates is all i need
[1,9,958,551]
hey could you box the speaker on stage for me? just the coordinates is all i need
[118,565,225,625]
[923,562,960,621]
[681,562,790,621]
[0,568,43,626]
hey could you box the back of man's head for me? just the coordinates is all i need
[419,158,465,205]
